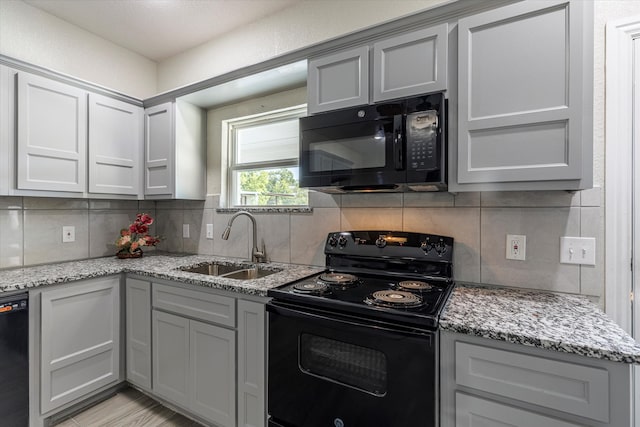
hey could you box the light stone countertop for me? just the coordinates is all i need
[440,283,640,364]
[2,256,639,364]
[0,253,323,297]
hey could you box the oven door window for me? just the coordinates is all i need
[304,120,393,172]
[299,333,387,396]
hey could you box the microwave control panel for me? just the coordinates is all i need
[406,110,438,171]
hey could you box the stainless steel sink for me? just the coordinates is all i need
[221,267,280,280]
[180,263,247,276]
[180,263,281,280]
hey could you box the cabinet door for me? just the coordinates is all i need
[373,24,448,102]
[190,320,236,427]
[0,65,9,195]
[40,276,120,413]
[152,309,189,408]
[307,46,369,114]
[89,93,142,196]
[457,0,588,185]
[17,72,87,192]
[455,393,581,427]
[125,278,151,390]
[237,300,265,427]
[144,102,174,196]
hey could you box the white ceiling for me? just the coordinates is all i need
[23,0,301,62]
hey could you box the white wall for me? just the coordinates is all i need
[0,0,157,99]
[156,0,447,93]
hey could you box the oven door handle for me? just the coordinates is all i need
[267,301,436,341]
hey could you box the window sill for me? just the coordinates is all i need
[216,207,313,214]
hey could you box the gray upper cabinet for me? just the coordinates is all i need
[144,100,206,199]
[144,102,174,197]
[0,65,10,195]
[373,24,448,103]
[307,46,369,115]
[39,276,120,414]
[453,0,592,191]
[17,71,87,193]
[89,93,143,196]
[125,278,152,390]
[308,24,449,115]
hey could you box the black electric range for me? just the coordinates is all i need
[266,230,455,427]
[268,230,454,330]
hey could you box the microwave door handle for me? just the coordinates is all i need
[393,126,404,171]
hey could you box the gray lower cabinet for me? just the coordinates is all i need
[125,278,152,390]
[39,276,121,414]
[440,331,632,427]
[452,0,593,191]
[190,319,236,427]
[152,310,191,408]
[145,280,266,427]
[237,300,265,427]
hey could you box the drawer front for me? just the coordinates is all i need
[455,342,609,422]
[152,283,235,327]
[455,393,582,427]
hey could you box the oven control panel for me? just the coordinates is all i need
[325,230,453,261]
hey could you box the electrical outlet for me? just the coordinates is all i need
[206,224,214,239]
[182,224,190,239]
[560,237,596,265]
[62,226,75,243]
[506,234,526,260]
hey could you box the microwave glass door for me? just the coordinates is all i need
[304,119,394,173]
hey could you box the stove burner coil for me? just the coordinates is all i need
[397,280,435,291]
[292,282,330,295]
[319,272,359,287]
[365,290,424,308]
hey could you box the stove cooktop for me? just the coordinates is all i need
[268,271,454,330]
[268,230,455,330]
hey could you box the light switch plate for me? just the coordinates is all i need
[182,224,190,239]
[506,234,526,260]
[560,237,596,265]
[206,224,214,239]
[62,226,75,243]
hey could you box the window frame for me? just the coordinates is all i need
[226,104,307,207]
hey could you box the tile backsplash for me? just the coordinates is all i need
[0,197,156,267]
[0,187,603,302]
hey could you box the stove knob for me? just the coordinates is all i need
[328,236,338,247]
[435,240,447,256]
[375,237,387,248]
[337,236,348,247]
[421,241,434,254]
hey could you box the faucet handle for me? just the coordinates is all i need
[253,242,267,263]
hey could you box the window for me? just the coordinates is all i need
[226,105,308,207]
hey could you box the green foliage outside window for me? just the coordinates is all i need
[238,168,308,206]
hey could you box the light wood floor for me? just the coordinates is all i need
[52,388,204,427]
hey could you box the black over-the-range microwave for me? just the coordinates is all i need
[299,93,446,193]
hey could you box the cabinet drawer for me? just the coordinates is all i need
[455,342,609,422]
[152,283,235,327]
[456,393,581,427]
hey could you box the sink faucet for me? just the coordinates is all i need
[221,211,266,263]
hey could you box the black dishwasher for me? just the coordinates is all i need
[0,293,29,426]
